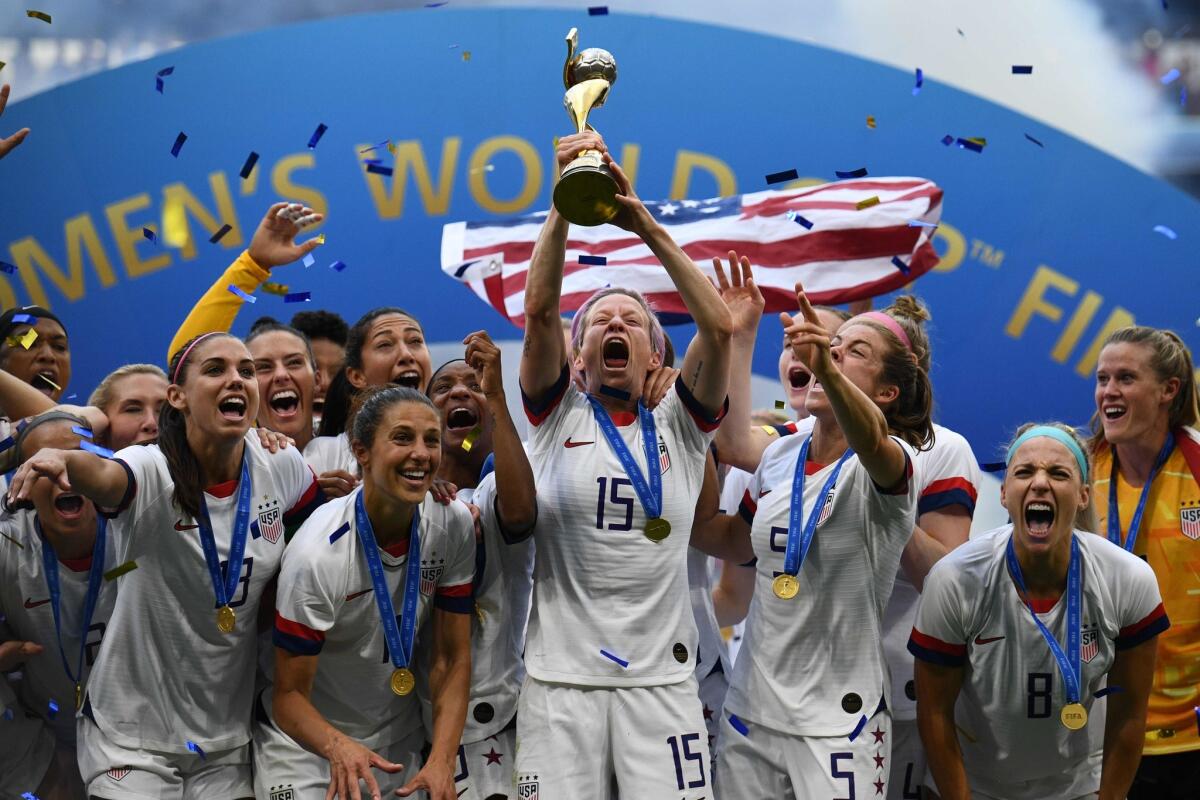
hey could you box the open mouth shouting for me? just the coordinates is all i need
[446,406,478,435]
[391,369,423,390]
[1024,500,1055,538]
[218,395,248,422]
[32,371,59,395]
[602,337,630,370]
[788,366,812,390]
[53,493,85,520]
[268,388,301,420]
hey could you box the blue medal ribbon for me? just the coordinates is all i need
[586,396,662,521]
[1107,432,1175,552]
[1006,534,1082,705]
[354,490,421,672]
[39,516,107,697]
[781,436,853,579]
[196,455,252,612]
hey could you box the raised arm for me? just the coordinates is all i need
[1098,637,1157,800]
[914,659,969,800]
[7,447,129,509]
[167,202,323,361]
[781,284,906,488]
[689,453,754,562]
[0,84,30,160]
[464,330,536,537]
[520,133,607,400]
[605,156,732,415]
[713,561,755,627]
[710,253,775,471]
[900,508,972,591]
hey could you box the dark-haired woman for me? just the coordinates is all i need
[1090,326,1200,799]
[8,331,323,797]
[699,286,932,797]
[255,386,473,800]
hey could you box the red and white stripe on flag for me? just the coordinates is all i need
[441,177,943,327]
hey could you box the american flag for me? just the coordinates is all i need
[441,177,943,326]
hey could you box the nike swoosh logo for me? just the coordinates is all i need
[457,791,468,798]
[24,597,49,609]
[564,438,594,448]
[174,519,199,531]
[974,635,1005,645]
[345,587,373,601]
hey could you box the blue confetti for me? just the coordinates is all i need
[361,158,383,166]
[913,67,923,95]
[47,699,58,718]
[907,220,938,228]
[329,260,347,272]
[979,461,1006,472]
[239,152,259,179]
[0,437,14,453]
[170,132,187,158]
[588,5,609,14]
[302,254,315,268]
[424,1,448,5]
[155,65,174,94]
[1161,67,1181,85]
[848,714,868,741]
[157,66,174,77]
[579,255,607,266]
[11,314,33,324]
[940,134,954,146]
[1182,86,1188,108]
[80,441,115,459]
[284,292,312,304]
[209,224,233,244]
[728,714,749,736]
[1153,224,1178,240]
[836,167,868,179]
[186,740,206,760]
[599,649,629,668]
[956,137,984,153]
[765,169,799,185]
[1025,133,1045,147]
[71,426,93,439]
[22,792,37,800]
[307,123,328,149]
[1093,686,1123,698]
[2,707,13,721]
[365,164,394,176]
[0,261,15,274]
[787,211,814,229]
[891,256,911,275]
[227,284,257,304]
[1012,65,1033,75]
[142,227,157,243]
[599,385,631,401]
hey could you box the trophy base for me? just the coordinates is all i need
[553,153,620,227]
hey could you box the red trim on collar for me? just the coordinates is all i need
[205,479,238,499]
[382,539,411,558]
[59,554,93,572]
[1026,594,1061,614]
[610,411,637,427]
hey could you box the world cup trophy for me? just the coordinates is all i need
[552,28,619,226]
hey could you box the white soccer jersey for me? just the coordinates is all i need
[269,488,475,749]
[302,432,355,476]
[718,466,755,665]
[0,509,117,744]
[86,432,319,754]
[521,371,722,686]
[883,423,980,721]
[687,546,730,692]
[724,432,920,736]
[909,526,1169,797]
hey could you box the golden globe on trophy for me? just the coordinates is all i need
[552,28,619,226]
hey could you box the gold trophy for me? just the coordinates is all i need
[552,28,619,226]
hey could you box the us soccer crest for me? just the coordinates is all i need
[517,774,540,799]
[817,490,836,525]
[1180,500,1200,541]
[256,497,283,544]
[420,557,445,595]
[269,786,295,800]
[658,435,671,474]
[1081,626,1099,663]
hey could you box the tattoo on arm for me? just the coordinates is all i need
[523,335,531,356]
[690,361,703,390]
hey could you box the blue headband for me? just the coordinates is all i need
[1006,426,1088,481]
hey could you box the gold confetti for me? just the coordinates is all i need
[0,61,6,72]
[462,425,481,451]
[261,282,290,296]
[162,201,189,248]
[866,115,876,129]
[17,328,37,349]
[315,234,326,245]
[965,137,987,147]
[26,9,52,24]
[761,425,779,436]
[0,531,24,549]
[462,50,471,61]
[103,560,138,582]
[856,196,880,210]
[38,375,61,391]
[774,400,786,410]
[386,141,397,155]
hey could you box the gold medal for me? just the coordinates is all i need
[75,683,82,711]
[216,605,236,634]
[644,518,671,542]
[772,574,799,599]
[390,667,415,696]
[1060,702,1087,730]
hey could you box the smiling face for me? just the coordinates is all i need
[427,361,493,453]
[1094,342,1180,448]
[22,424,97,540]
[353,401,442,506]
[309,337,345,405]
[778,308,847,417]
[169,337,259,442]
[574,293,662,399]
[250,330,317,441]
[1002,436,1089,557]
[104,372,168,450]
[1,317,71,400]
[804,321,899,418]
[348,314,432,393]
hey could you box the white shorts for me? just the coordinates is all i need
[515,676,710,800]
[0,705,55,798]
[454,723,516,800]
[252,712,425,800]
[714,708,892,800]
[698,664,730,750]
[78,713,251,800]
[923,748,1101,800]
[888,717,926,799]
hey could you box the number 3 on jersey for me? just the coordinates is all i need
[595,477,635,531]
